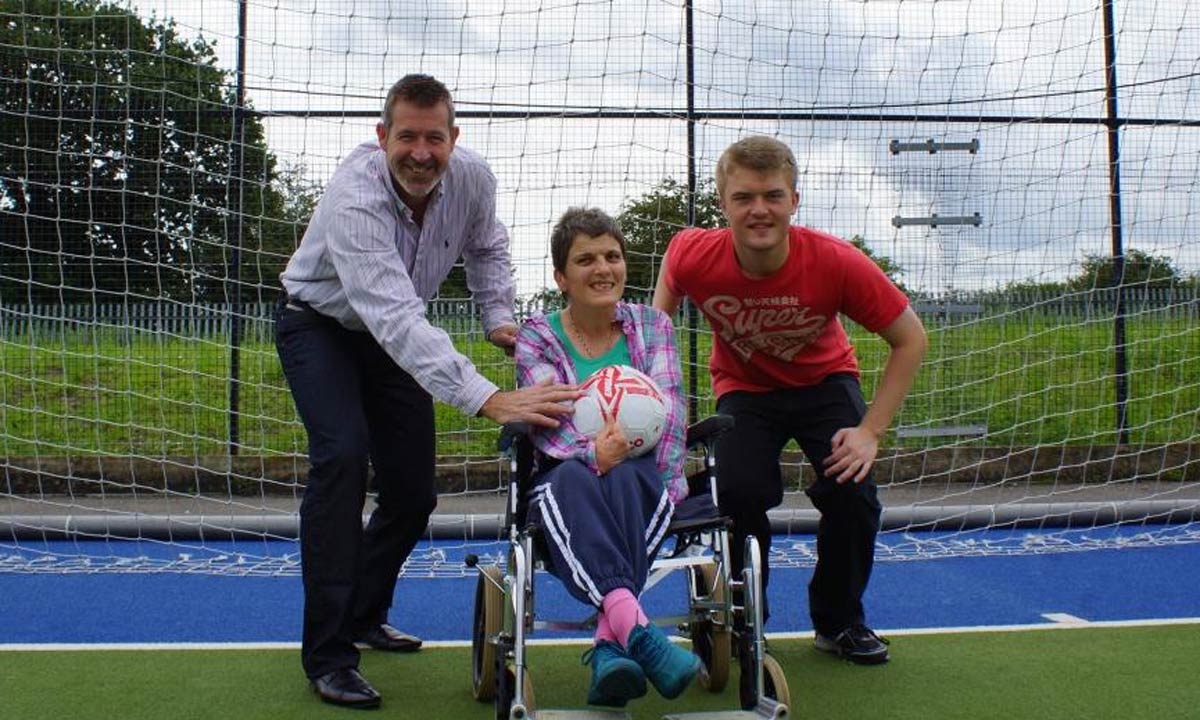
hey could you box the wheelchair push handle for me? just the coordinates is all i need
[497,422,532,452]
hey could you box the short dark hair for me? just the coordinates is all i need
[716,135,798,196]
[550,207,626,273]
[381,74,455,130]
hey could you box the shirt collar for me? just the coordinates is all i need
[395,181,445,221]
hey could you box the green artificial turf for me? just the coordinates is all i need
[1,625,1197,720]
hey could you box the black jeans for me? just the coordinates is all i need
[275,300,437,678]
[714,374,882,636]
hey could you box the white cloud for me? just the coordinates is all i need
[120,0,1200,293]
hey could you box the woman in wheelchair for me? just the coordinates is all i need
[513,207,702,707]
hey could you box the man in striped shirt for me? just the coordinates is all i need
[276,74,579,709]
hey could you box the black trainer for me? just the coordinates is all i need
[814,624,890,665]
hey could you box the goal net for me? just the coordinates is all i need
[1,0,1197,576]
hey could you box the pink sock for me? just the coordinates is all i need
[594,611,618,644]
[601,588,649,647]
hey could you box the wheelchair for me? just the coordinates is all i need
[465,415,790,720]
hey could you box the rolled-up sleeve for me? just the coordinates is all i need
[644,308,687,503]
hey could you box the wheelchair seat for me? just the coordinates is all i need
[665,492,730,535]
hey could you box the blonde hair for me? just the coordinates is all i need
[715,136,798,196]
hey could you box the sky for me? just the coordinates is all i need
[124,0,1200,296]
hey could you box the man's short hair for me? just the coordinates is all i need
[550,207,626,274]
[381,74,455,130]
[715,135,798,196]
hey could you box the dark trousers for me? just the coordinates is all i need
[275,301,437,678]
[714,374,882,636]
[526,456,673,608]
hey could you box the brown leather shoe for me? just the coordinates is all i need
[310,667,381,709]
[356,624,423,652]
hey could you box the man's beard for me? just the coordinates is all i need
[394,160,440,198]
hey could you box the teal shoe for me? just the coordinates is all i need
[625,623,702,699]
[583,640,647,707]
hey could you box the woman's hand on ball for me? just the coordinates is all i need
[595,418,629,474]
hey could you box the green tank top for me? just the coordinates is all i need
[548,311,631,380]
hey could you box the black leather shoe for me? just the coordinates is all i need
[356,624,423,652]
[310,667,381,709]
[814,624,890,665]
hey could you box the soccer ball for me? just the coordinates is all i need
[573,365,668,457]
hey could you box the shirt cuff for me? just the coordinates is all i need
[458,373,501,417]
[582,441,601,476]
[481,307,517,337]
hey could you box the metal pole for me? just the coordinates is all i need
[684,0,699,422]
[1101,0,1130,445]
[227,0,248,455]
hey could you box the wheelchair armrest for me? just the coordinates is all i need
[497,422,532,452]
[685,414,735,449]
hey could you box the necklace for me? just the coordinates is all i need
[564,308,617,359]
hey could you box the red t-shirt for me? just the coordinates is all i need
[663,226,909,397]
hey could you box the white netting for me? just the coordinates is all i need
[1,0,1197,574]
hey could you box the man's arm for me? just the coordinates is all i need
[651,251,684,317]
[823,306,927,484]
[462,208,518,354]
[328,200,505,415]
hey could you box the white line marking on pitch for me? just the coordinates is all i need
[1041,613,1089,625]
[4,617,1200,652]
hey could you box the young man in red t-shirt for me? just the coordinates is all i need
[653,136,927,665]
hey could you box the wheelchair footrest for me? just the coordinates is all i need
[534,710,631,720]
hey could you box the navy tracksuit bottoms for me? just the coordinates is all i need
[527,455,673,607]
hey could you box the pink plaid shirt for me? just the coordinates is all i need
[514,302,688,504]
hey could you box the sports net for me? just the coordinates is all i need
[1,0,1197,576]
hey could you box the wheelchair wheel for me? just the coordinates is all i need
[520,667,536,716]
[495,662,536,720]
[762,653,790,709]
[472,566,504,701]
[690,562,731,692]
[737,642,791,712]
[736,633,755,710]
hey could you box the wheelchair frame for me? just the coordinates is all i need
[466,416,790,720]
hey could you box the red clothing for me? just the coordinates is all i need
[663,226,909,398]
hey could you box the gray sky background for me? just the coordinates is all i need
[130,0,1200,295]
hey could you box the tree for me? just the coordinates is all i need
[247,164,323,302]
[1067,249,1183,291]
[520,287,565,315]
[0,0,299,305]
[998,279,1069,295]
[616,177,723,298]
[847,235,908,294]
